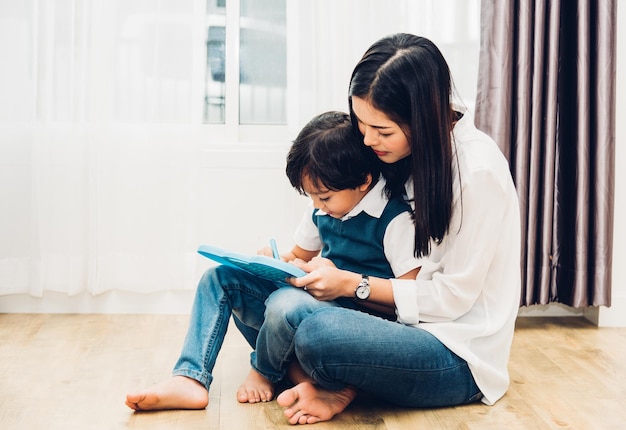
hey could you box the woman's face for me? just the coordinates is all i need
[351,96,411,163]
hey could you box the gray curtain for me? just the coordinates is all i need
[474,0,616,307]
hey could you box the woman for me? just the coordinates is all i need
[273,33,521,425]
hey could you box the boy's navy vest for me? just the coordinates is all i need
[312,198,412,278]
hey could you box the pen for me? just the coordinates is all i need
[270,239,279,259]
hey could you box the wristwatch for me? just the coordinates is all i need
[354,275,370,300]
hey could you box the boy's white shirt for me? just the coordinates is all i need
[293,177,422,278]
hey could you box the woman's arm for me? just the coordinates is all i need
[393,166,518,324]
[288,265,419,309]
[357,267,420,314]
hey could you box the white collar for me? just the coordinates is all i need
[315,176,389,221]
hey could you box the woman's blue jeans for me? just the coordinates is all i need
[173,266,481,408]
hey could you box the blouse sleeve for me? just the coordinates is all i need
[392,167,512,325]
[383,211,424,277]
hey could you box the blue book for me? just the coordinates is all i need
[197,244,306,287]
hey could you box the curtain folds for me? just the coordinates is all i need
[475,0,616,307]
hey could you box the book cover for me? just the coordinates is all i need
[197,244,306,287]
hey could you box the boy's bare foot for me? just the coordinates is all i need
[237,368,274,403]
[276,381,357,425]
[125,376,208,411]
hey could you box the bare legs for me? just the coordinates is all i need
[125,376,208,411]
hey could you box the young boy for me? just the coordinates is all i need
[237,111,422,403]
[125,111,420,412]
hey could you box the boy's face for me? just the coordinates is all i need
[302,175,371,219]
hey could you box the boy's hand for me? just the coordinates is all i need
[256,246,274,257]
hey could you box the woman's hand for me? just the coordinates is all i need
[291,256,336,272]
[288,262,359,301]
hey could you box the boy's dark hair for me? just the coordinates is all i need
[286,111,380,194]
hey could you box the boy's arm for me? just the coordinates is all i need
[283,244,319,263]
[257,244,319,263]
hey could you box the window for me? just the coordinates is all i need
[1,0,479,140]
[204,0,287,125]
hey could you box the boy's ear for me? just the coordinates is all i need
[358,173,373,191]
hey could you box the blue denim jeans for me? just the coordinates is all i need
[172,265,280,388]
[174,266,481,408]
[252,286,355,382]
[253,287,481,408]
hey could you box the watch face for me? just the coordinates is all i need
[356,285,370,300]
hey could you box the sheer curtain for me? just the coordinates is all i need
[0,0,203,296]
[0,0,481,297]
[475,0,616,307]
[291,0,482,127]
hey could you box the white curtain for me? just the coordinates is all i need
[291,0,482,127]
[0,0,204,296]
[0,0,480,297]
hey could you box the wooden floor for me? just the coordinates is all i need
[1,314,625,430]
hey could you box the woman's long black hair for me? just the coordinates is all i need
[349,33,455,258]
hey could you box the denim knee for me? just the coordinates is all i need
[264,287,333,329]
[293,309,348,361]
[265,288,301,317]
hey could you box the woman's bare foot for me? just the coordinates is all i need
[276,381,357,425]
[125,376,208,411]
[236,368,274,403]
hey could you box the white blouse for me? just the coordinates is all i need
[391,108,522,405]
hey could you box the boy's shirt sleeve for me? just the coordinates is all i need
[293,202,323,252]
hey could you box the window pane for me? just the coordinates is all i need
[204,0,226,124]
[239,0,286,124]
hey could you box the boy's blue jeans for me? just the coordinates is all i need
[173,265,481,408]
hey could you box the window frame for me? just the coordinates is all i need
[202,0,291,144]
